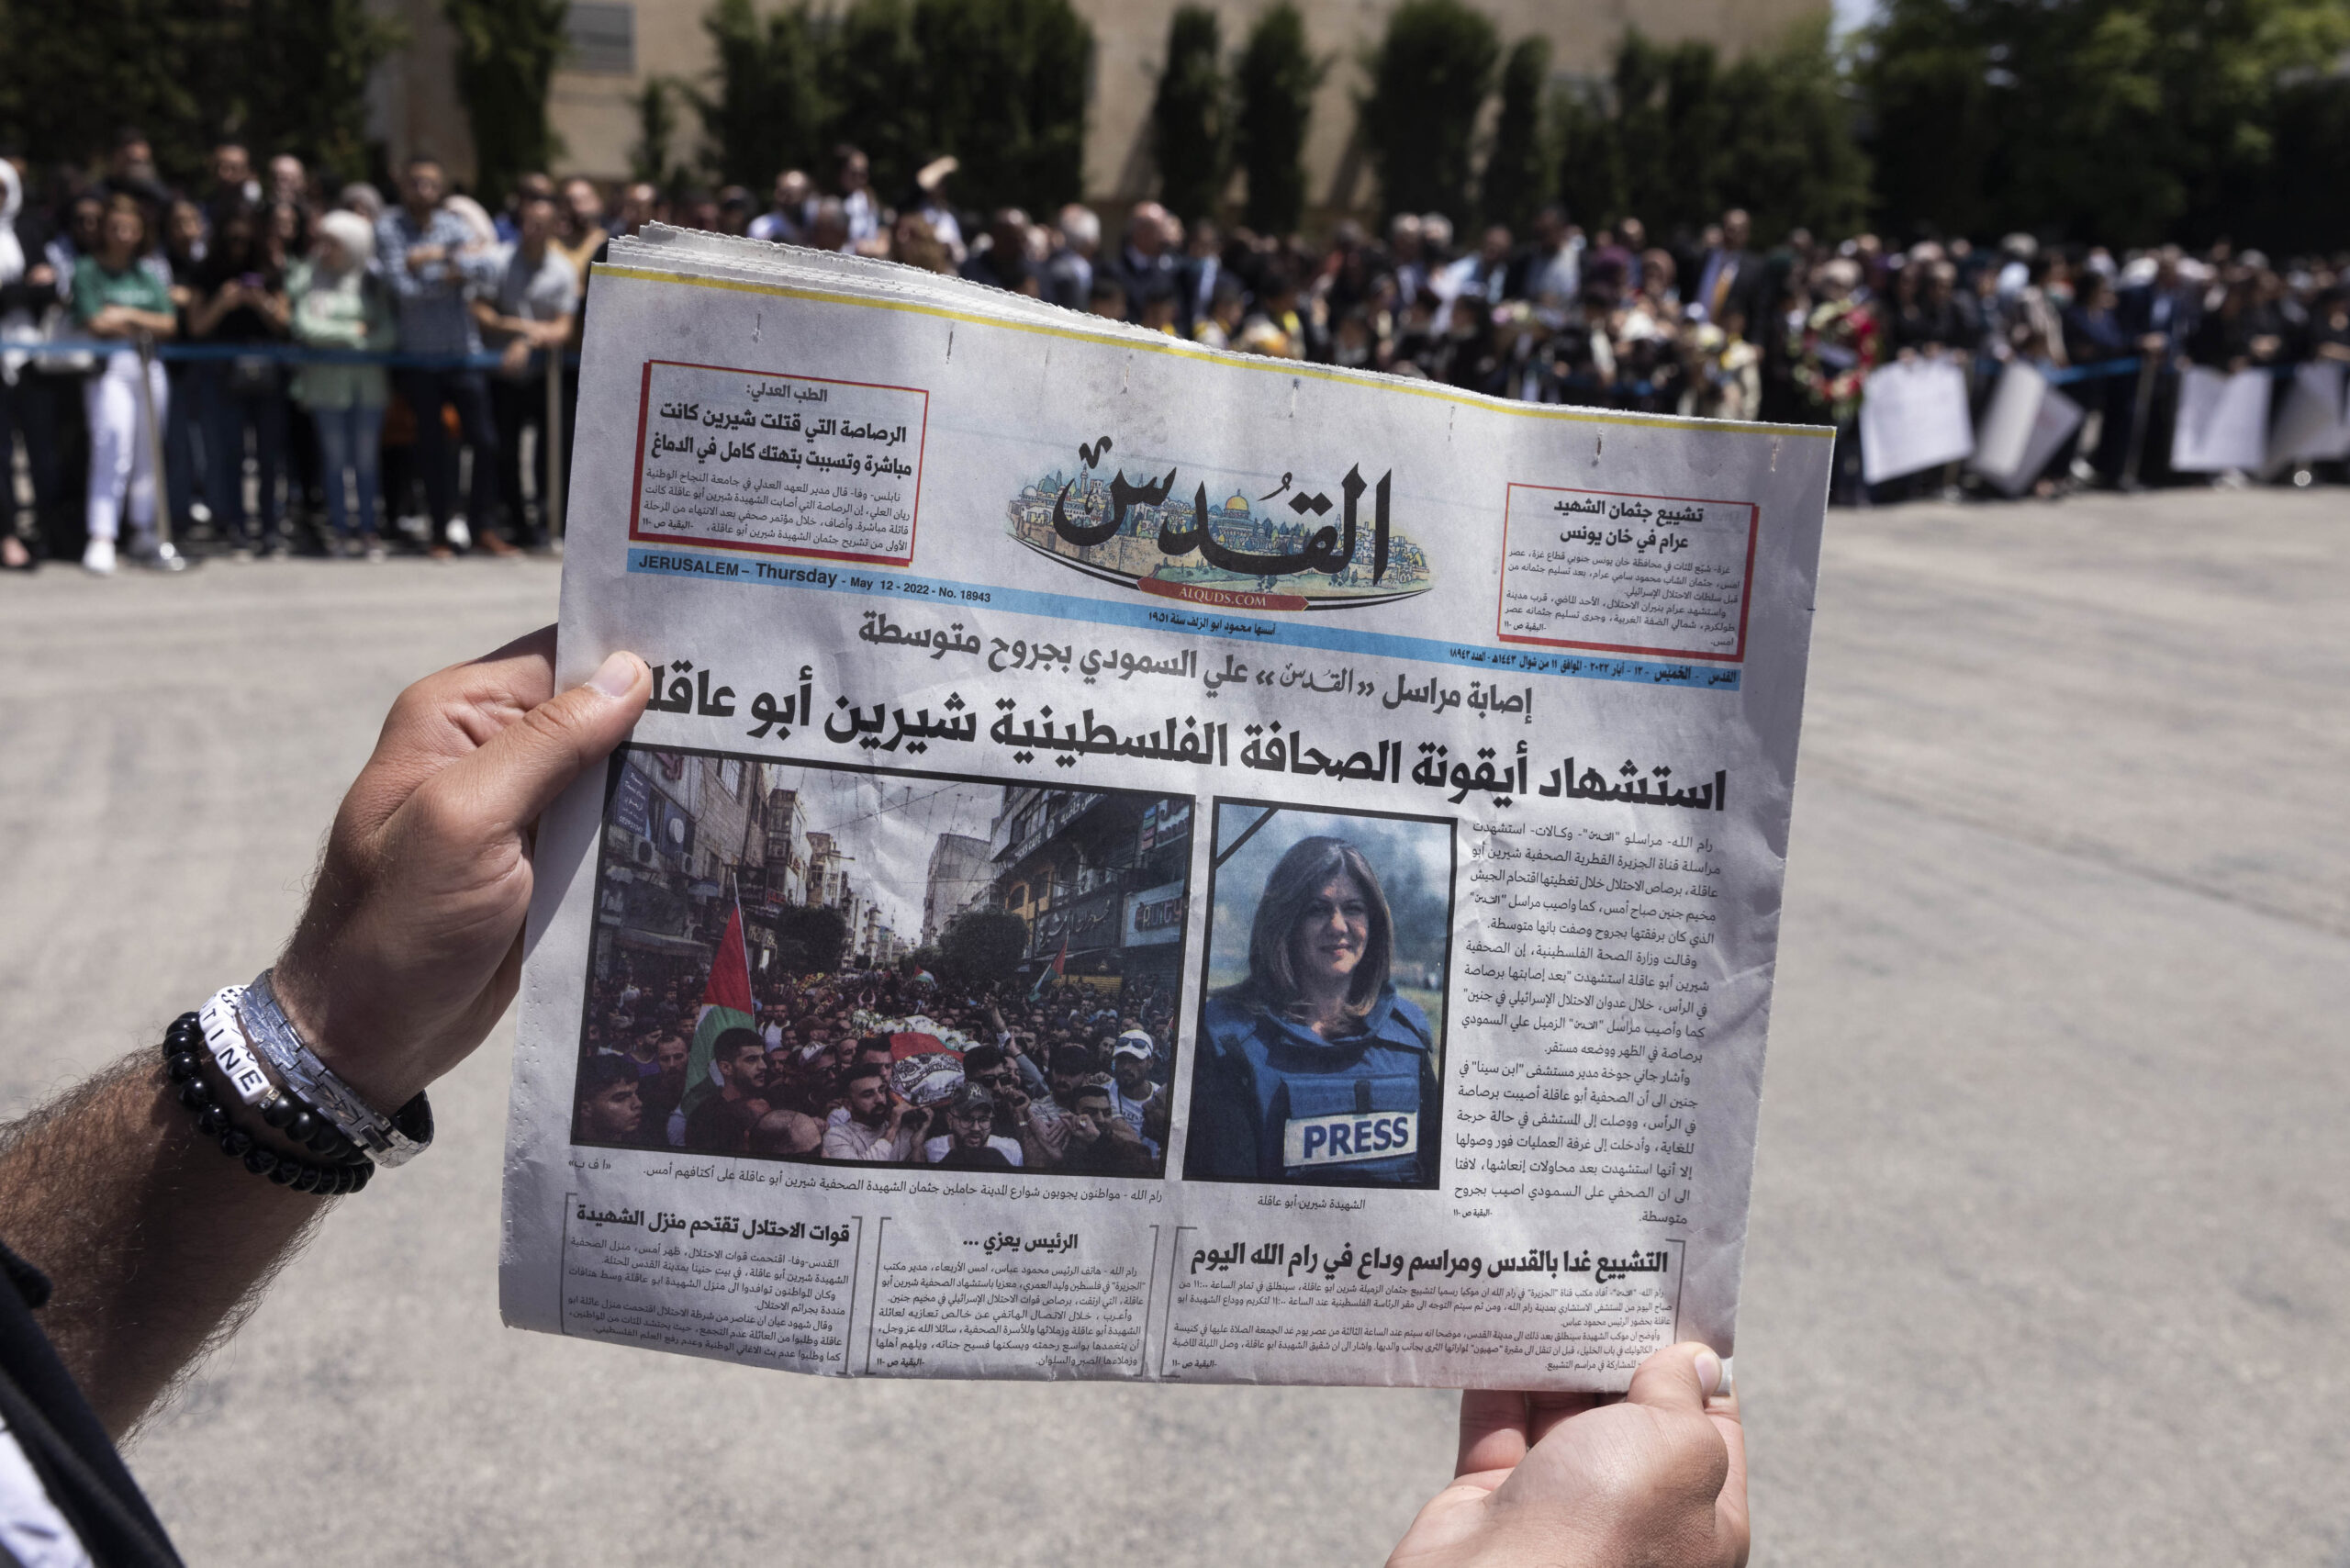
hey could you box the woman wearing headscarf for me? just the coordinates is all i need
[287,209,397,559]
[1184,834,1439,1185]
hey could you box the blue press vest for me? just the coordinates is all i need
[1184,987,1437,1185]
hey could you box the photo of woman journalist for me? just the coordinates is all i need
[1181,803,1451,1188]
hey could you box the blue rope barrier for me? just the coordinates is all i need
[15,338,581,371]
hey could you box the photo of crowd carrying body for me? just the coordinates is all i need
[570,746,1194,1178]
[1183,803,1453,1190]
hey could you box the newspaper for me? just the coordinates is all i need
[498,227,1831,1389]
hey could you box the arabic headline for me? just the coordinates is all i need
[1186,1239,1673,1285]
[639,650,1728,812]
[644,369,918,484]
[576,1206,856,1245]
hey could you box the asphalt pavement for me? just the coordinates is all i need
[1,486,2343,1566]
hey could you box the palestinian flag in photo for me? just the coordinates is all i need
[679,901,756,1118]
[1028,935,1068,1001]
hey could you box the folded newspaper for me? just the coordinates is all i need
[499,227,1831,1388]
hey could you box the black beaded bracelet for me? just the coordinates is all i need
[162,1014,373,1196]
[167,1008,367,1163]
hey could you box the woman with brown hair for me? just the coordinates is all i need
[1183,834,1438,1185]
[70,195,175,574]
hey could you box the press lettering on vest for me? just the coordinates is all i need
[1283,1111,1418,1168]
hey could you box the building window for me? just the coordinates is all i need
[565,2,635,74]
[720,758,744,798]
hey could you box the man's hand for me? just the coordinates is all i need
[0,628,646,1435]
[274,628,649,1112]
[1387,1343,1747,1568]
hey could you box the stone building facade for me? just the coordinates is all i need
[366,0,1823,214]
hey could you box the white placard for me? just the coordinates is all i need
[2171,366,2273,473]
[1973,364,2085,497]
[1859,356,1975,484]
[2263,362,2350,472]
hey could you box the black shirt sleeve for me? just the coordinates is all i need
[0,1238,185,1566]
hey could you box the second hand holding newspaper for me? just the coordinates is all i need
[499,225,1831,1388]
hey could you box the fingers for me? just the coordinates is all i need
[1622,1343,1744,1565]
[1456,1390,1600,1483]
[341,628,565,834]
[1456,1392,1530,1480]
[1524,1388,1606,1450]
[1625,1341,1724,1417]
[437,625,565,748]
[431,650,651,833]
[1710,1399,1749,1562]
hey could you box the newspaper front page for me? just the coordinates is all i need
[498,229,1831,1389]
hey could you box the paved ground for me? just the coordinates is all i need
[1,487,2344,1566]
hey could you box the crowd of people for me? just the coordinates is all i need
[575,957,1178,1177]
[7,127,2348,575]
[0,129,619,573]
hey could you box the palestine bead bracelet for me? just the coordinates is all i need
[196,990,365,1161]
[162,1013,373,1195]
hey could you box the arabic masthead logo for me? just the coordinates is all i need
[1005,435,1432,611]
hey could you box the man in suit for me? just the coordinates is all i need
[1689,208,1758,328]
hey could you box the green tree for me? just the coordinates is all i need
[1858,0,2349,246]
[1151,6,1229,223]
[1480,36,1552,234]
[0,0,207,184]
[1551,79,1626,233]
[233,0,408,185]
[1597,32,1729,235]
[1550,21,1865,242]
[694,0,830,189]
[442,0,570,207]
[1361,0,1500,224]
[938,908,1030,990]
[1232,2,1324,233]
[0,0,406,189]
[697,0,1090,214]
[1856,0,2047,241]
[830,0,929,201]
[629,75,685,189]
[774,904,850,975]
[2239,74,2350,252]
[1714,17,1870,243]
[907,0,1091,215]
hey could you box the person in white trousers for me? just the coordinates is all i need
[70,195,176,574]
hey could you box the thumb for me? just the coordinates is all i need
[438,650,651,831]
[1623,1341,1724,1417]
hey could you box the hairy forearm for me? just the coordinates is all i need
[0,1054,321,1438]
